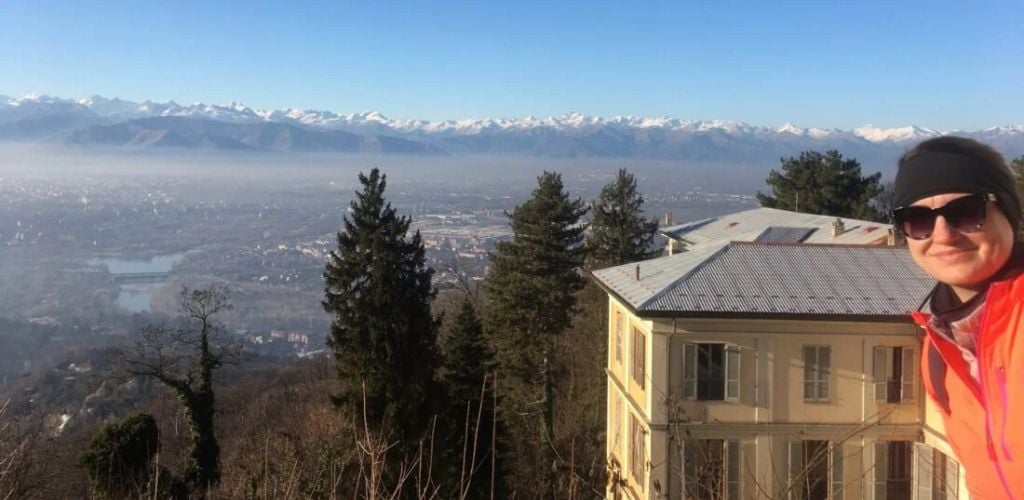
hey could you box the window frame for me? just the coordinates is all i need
[682,342,741,402]
[803,345,831,403]
[873,346,916,404]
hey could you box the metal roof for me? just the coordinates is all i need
[593,242,934,320]
[660,207,890,248]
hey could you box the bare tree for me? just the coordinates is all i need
[112,284,241,492]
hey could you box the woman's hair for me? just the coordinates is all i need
[900,136,1013,179]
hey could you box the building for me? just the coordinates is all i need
[594,209,967,499]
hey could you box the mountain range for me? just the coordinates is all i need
[2,93,1022,162]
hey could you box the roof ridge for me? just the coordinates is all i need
[730,240,900,249]
[638,243,731,311]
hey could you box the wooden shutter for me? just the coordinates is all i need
[615,312,623,364]
[831,442,844,500]
[945,454,959,499]
[632,327,645,390]
[725,345,741,401]
[873,347,889,402]
[914,443,933,500]
[789,441,804,500]
[874,442,888,500]
[683,343,697,400]
[902,347,915,402]
[726,440,740,500]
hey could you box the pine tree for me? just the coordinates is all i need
[588,168,660,268]
[484,171,587,495]
[757,150,882,220]
[322,168,440,456]
[440,299,504,499]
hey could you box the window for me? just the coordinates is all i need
[788,440,843,500]
[803,346,831,402]
[684,439,740,499]
[914,443,959,500]
[632,327,645,389]
[615,311,624,365]
[873,441,912,500]
[683,343,740,401]
[630,413,646,486]
[874,347,915,403]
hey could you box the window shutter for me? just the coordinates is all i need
[632,328,645,390]
[683,440,698,497]
[874,442,888,500]
[725,345,741,401]
[819,347,831,400]
[902,347,915,402]
[831,442,844,500]
[727,440,740,500]
[803,346,817,401]
[615,312,623,364]
[683,343,697,400]
[789,441,804,500]
[873,347,888,402]
[945,455,959,499]
[914,443,933,500]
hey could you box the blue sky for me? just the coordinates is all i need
[1,0,1021,130]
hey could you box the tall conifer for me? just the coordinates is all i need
[484,171,587,495]
[440,299,504,499]
[322,168,439,455]
[588,168,660,268]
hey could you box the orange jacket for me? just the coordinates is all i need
[915,271,1024,499]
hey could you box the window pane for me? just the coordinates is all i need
[819,348,830,380]
[831,443,843,500]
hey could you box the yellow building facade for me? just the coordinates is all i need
[595,214,972,499]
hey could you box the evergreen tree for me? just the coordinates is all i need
[440,299,504,499]
[322,168,440,456]
[484,171,587,495]
[588,168,660,268]
[81,413,159,500]
[757,150,882,220]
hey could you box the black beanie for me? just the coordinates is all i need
[893,151,1022,234]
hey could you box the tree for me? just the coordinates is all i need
[757,150,882,220]
[80,413,186,500]
[872,181,897,221]
[114,285,238,491]
[439,299,504,499]
[322,168,440,459]
[484,171,588,495]
[588,168,660,268]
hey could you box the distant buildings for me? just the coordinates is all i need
[594,208,964,500]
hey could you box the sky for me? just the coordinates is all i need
[0,0,1021,130]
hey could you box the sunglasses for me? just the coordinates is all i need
[890,193,996,240]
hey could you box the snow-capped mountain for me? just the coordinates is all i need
[1,93,1022,161]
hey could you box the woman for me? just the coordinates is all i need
[892,136,1024,498]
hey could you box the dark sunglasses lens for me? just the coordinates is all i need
[897,208,935,239]
[943,195,987,232]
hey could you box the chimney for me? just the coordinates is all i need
[667,239,677,256]
[664,212,674,226]
[831,218,845,238]
[886,227,906,247]
[635,265,641,281]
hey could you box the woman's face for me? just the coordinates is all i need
[906,192,1015,295]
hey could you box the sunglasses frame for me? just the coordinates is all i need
[890,193,997,240]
